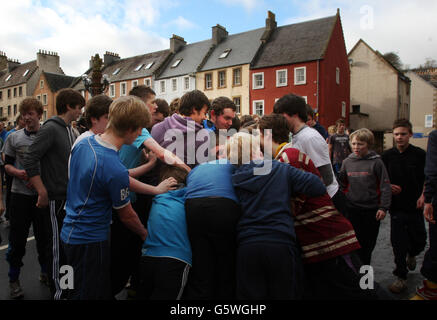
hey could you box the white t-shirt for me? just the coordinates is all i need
[72,130,94,150]
[291,126,339,198]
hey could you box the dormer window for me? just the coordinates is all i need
[145,62,154,69]
[219,49,231,59]
[112,68,121,75]
[171,59,182,68]
[5,75,11,82]
[23,69,29,77]
[134,64,143,71]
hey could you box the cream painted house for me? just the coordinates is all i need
[195,25,265,115]
[348,39,411,152]
[405,71,437,150]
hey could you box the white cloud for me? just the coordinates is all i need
[0,1,169,76]
[166,16,197,30]
[283,0,437,69]
[219,0,261,12]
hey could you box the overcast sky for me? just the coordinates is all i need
[1,0,436,76]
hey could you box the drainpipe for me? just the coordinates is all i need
[317,60,320,117]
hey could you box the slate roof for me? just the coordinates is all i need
[0,60,38,89]
[44,72,76,92]
[199,28,265,71]
[252,15,338,69]
[157,39,212,79]
[418,74,437,88]
[103,49,170,82]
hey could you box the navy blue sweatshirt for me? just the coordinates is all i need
[232,160,326,246]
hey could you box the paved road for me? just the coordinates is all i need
[0,213,430,300]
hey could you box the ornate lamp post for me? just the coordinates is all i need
[82,54,110,97]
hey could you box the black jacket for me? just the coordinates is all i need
[382,144,426,211]
[23,116,77,200]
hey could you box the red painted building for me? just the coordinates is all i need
[250,11,350,128]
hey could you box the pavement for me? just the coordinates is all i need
[0,211,430,300]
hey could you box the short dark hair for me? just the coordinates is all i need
[393,118,413,134]
[160,164,188,184]
[56,88,85,115]
[336,118,346,126]
[258,114,290,144]
[273,94,307,122]
[169,98,180,115]
[239,114,254,127]
[210,96,236,117]
[230,116,241,131]
[129,85,156,100]
[84,94,112,128]
[19,97,43,116]
[155,99,170,118]
[179,90,211,116]
[306,104,315,118]
[241,120,256,129]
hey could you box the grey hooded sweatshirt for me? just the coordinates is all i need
[23,116,77,200]
[338,151,391,212]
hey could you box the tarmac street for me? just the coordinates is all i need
[0,213,429,300]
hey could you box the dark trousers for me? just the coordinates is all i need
[62,240,111,300]
[421,214,437,283]
[332,189,349,219]
[390,210,427,279]
[4,172,13,220]
[110,204,144,297]
[137,256,190,300]
[184,197,241,300]
[43,199,67,300]
[303,252,380,300]
[236,242,303,300]
[348,207,380,266]
[6,193,48,280]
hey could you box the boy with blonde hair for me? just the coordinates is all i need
[338,128,391,266]
[228,132,326,299]
[61,96,176,300]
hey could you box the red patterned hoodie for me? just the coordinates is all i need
[276,144,361,264]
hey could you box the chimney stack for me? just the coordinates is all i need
[170,35,186,54]
[212,24,228,46]
[37,49,61,73]
[261,11,277,43]
[104,51,120,66]
[0,51,7,71]
[7,58,21,72]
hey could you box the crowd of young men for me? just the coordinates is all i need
[1,87,436,300]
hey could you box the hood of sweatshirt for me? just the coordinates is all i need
[347,150,380,161]
[232,160,276,194]
[159,113,203,134]
[44,116,68,128]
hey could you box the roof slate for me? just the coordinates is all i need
[200,28,265,71]
[44,72,76,92]
[252,15,337,69]
[158,39,212,79]
[0,60,38,89]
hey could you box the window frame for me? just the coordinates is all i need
[171,78,178,92]
[42,94,48,106]
[183,76,190,91]
[252,72,264,90]
[294,67,306,85]
[120,82,127,96]
[336,67,340,85]
[218,70,227,89]
[232,96,241,114]
[109,84,116,97]
[205,73,213,90]
[276,69,288,87]
[252,100,264,116]
[144,78,151,87]
[232,67,242,87]
[159,80,166,94]
[132,80,139,88]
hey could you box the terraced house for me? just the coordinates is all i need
[73,50,171,101]
[154,35,211,103]
[250,10,350,125]
[195,24,265,115]
[0,50,65,125]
